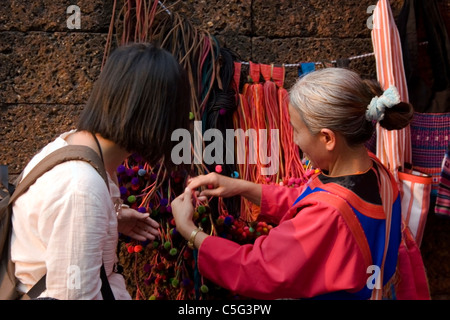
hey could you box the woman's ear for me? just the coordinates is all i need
[319,128,336,151]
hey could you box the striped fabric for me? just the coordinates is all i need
[435,145,450,217]
[371,0,412,181]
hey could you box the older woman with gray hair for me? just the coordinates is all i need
[172,68,413,300]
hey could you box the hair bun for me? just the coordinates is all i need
[366,86,402,122]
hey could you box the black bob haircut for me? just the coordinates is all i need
[77,43,191,168]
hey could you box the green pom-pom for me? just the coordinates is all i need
[197,205,206,214]
[189,112,195,120]
[200,284,209,293]
[164,241,171,250]
[152,241,159,249]
[171,278,179,288]
[150,209,159,218]
[127,195,137,203]
[169,248,178,256]
[149,295,157,300]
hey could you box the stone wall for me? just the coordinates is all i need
[1,0,405,173]
[1,0,449,299]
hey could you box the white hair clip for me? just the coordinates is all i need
[365,86,401,122]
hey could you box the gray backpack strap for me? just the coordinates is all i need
[8,145,110,300]
[10,145,109,205]
[0,166,8,191]
[0,166,12,198]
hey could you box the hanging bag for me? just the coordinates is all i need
[397,0,450,114]
[395,224,431,300]
[398,165,433,247]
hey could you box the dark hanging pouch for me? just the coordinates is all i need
[397,0,450,113]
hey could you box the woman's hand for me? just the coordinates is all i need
[187,173,262,206]
[171,187,197,240]
[117,207,160,241]
[171,188,209,248]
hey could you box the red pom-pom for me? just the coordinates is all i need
[183,249,192,259]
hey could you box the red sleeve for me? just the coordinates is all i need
[259,184,306,224]
[198,199,367,299]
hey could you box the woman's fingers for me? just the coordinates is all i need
[187,173,218,191]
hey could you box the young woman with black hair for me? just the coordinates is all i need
[11,43,191,299]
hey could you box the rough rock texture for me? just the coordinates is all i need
[1,104,82,172]
[0,0,113,32]
[0,32,106,105]
[0,0,449,299]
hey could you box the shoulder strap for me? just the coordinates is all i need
[367,155,396,300]
[10,144,114,300]
[0,166,11,197]
[9,145,108,205]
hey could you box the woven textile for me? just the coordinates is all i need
[410,112,450,190]
[435,144,450,217]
